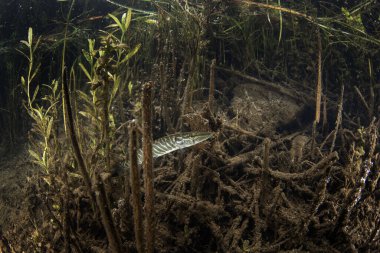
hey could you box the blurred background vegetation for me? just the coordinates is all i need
[0,0,379,150]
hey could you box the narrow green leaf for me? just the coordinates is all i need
[46,117,53,139]
[106,24,119,29]
[145,19,158,25]
[33,36,42,53]
[16,48,30,61]
[31,85,40,103]
[78,110,92,119]
[128,81,133,95]
[124,9,132,31]
[121,12,127,26]
[32,107,43,120]
[28,27,33,46]
[78,111,101,123]
[31,63,41,81]
[88,39,95,53]
[45,101,59,115]
[82,49,92,64]
[20,40,30,48]
[108,13,125,33]
[52,80,59,94]
[29,149,41,162]
[109,114,115,129]
[79,63,92,81]
[77,90,91,105]
[110,75,120,101]
[120,43,141,64]
[21,76,26,88]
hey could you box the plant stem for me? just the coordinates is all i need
[129,123,144,253]
[142,82,155,253]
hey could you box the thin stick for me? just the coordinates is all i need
[354,86,370,116]
[251,182,263,250]
[159,62,171,132]
[129,123,144,253]
[330,84,344,153]
[181,58,195,117]
[311,121,317,158]
[208,59,216,113]
[263,138,270,170]
[315,28,322,123]
[368,58,375,119]
[322,94,328,134]
[142,82,155,253]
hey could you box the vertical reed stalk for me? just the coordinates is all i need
[142,82,155,253]
[60,0,96,214]
[159,62,171,132]
[367,58,375,119]
[263,138,270,170]
[315,28,322,124]
[103,78,111,172]
[62,167,70,253]
[330,84,344,153]
[311,121,317,159]
[261,138,271,211]
[129,123,144,253]
[322,95,327,134]
[94,174,123,253]
[124,162,131,206]
[182,58,195,116]
[208,59,216,113]
[62,53,96,213]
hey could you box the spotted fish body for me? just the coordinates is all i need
[137,132,213,164]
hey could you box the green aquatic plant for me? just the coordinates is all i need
[78,9,141,174]
[19,28,61,175]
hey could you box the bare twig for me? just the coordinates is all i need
[227,133,299,167]
[354,86,370,115]
[223,123,264,140]
[330,84,344,153]
[266,151,338,181]
[208,59,216,113]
